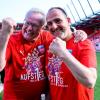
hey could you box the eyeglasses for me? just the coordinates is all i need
[24,21,40,28]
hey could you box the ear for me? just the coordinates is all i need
[67,17,71,24]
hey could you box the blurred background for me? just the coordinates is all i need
[0,0,100,100]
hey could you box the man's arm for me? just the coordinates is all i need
[0,17,16,71]
[49,37,97,88]
[0,33,10,71]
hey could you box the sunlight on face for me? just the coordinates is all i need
[46,9,70,40]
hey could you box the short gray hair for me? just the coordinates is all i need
[25,8,45,26]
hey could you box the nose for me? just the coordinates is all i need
[51,22,57,29]
[27,24,33,30]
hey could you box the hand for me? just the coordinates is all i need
[2,17,16,35]
[74,30,87,43]
[49,37,66,57]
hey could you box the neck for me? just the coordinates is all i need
[64,31,73,41]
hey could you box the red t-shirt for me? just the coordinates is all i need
[3,31,49,100]
[45,36,97,100]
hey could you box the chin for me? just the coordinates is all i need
[60,36,66,40]
[24,37,30,41]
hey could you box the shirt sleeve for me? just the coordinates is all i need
[78,39,97,68]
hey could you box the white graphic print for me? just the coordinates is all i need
[20,48,45,82]
[48,54,68,87]
[25,48,41,73]
[48,55,62,75]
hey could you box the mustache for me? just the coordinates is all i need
[23,27,33,33]
[51,28,64,33]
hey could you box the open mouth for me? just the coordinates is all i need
[25,30,34,36]
[53,30,62,37]
[24,31,33,40]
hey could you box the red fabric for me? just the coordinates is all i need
[3,31,48,100]
[45,36,97,100]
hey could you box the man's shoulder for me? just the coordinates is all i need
[77,39,95,50]
[79,39,93,46]
[40,30,53,42]
[40,30,52,36]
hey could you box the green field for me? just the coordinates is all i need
[94,52,100,100]
[0,52,100,100]
[0,92,2,100]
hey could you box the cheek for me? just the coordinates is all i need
[62,24,68,30]
[47,25,51,30]
[48,27,52,31]
[22,26,27,31]
[22,28,26,36]
[35,27,41,32]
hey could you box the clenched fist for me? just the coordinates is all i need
[49,37,67,58]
